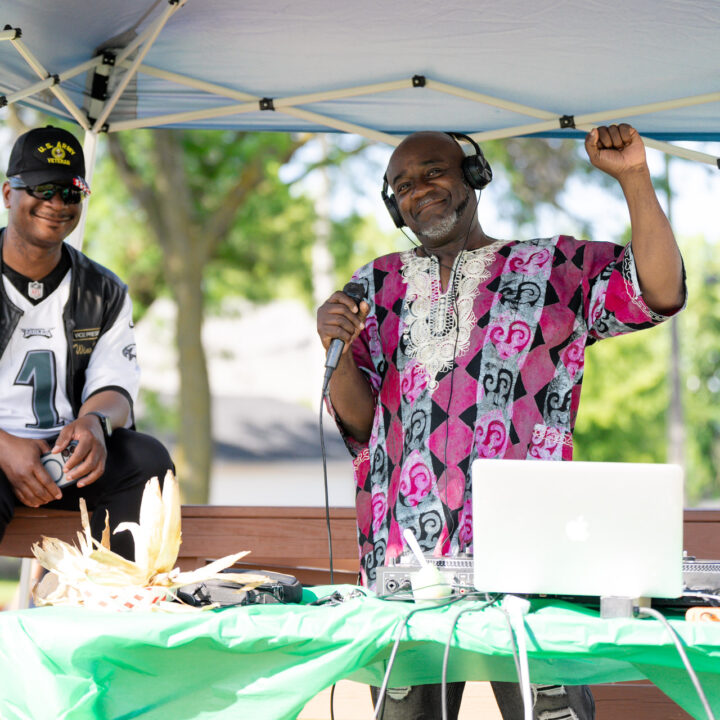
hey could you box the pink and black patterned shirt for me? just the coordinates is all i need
[330,235,679,588]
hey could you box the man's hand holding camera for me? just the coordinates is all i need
[0,431,60,507]
[51,414,108,489]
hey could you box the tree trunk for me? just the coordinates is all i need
[152,131,212,503]
[105,129,311,504]
[169,259,212,503]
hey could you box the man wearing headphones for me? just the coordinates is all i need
[316,124,684,719]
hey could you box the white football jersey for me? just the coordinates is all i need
[0,270,140,439]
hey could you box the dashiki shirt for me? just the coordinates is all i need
[330,235,680,589]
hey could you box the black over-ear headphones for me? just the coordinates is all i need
[381,132,493,229]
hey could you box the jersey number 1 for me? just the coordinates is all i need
[14,350,61,429]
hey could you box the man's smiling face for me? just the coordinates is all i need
[2,182,81,249]
[386,132,474,248]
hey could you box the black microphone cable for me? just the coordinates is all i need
[318,391,335,586]
[319,281,367,586]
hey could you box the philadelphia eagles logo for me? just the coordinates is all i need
[122,344,137,361]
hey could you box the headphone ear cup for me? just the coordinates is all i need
[382,191,406,228]
[461,153,493,190]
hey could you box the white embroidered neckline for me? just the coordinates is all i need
[400,240,508,389]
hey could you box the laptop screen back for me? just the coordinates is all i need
[471,459,684,599]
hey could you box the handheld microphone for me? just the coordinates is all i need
[322,281,366,394]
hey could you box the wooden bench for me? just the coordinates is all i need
[2,506,719,720]
[0,505,360,585]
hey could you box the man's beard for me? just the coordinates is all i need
[417,187,472,242]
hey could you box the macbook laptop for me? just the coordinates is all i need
[471,459,684,599]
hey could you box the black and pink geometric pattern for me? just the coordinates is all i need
[329,235,679,588]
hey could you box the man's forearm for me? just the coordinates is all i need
[620,168,684,313]
[79,390,131,433]
[328,353,376,443]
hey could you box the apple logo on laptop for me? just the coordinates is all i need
[565,515,590,542]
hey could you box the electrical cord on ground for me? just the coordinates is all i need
[319,389,334,585]
[636,605,716,720]
[441,594,500,720]
[373,595,465,720]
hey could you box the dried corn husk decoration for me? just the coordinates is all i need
[31,470,268,611]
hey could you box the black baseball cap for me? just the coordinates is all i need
[6,125,87,187]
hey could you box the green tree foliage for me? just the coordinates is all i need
[85,129,323,502]
[86,132,390,313]
[482,137,598,234]
[85,131,320,315]
[82,152,164,319]
[574,325,670,465]
[328,212,405,286]
[83,129,392,502]
[674,236,720,502]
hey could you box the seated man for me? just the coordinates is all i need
[0,125,173,560]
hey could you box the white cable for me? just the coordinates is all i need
[373,597,462,720]
[502,595,533,720]
[636,606,716,720]
[440,595,499,720]
[498,604,524,685]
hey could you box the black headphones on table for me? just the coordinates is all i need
[381,132,493,229]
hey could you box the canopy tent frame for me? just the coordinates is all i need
[1,0,719,248]
[2,17,719,167]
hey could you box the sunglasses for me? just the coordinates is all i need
[8,178,88,205]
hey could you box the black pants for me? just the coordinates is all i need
[371,681,596,720]
[0,429,174,561]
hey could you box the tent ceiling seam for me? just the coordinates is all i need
[126,61,258,101]
[278,106,399,145]
[109,100,260,131]
[114,0,186,67]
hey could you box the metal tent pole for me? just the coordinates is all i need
[66,131,99,251]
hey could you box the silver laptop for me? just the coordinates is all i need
[471,459,684,599]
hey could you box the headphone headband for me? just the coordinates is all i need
[445,131,481,155]
[381,131,493,228]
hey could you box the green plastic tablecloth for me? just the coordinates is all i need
[1,586,719,719]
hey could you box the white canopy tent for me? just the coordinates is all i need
[2,0,719,149]
[1,0,719,241]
